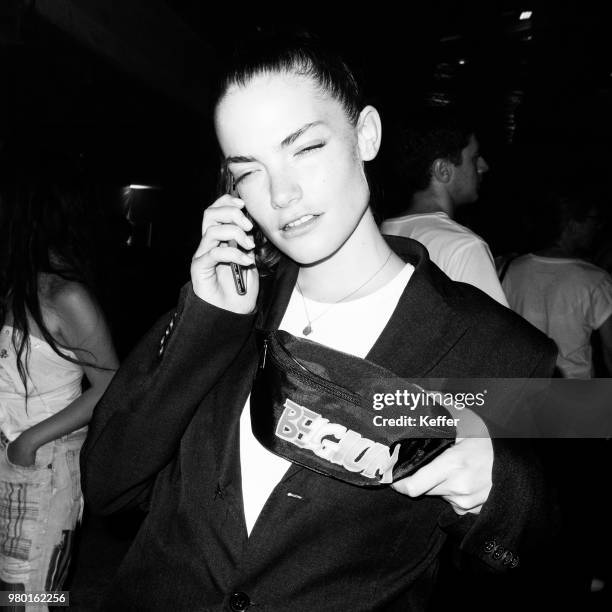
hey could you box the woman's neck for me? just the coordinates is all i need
[296,209,405,302]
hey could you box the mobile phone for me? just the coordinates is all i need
[226,176,247,295]
[228,239,247,295]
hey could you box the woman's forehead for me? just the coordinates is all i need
[217,71,328,118]
[214,71,348,151]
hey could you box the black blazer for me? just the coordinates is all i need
[82,236,557,612]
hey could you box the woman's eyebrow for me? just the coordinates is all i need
[224,121,325,167]
[280,121,324,148]
[224,154,256,166]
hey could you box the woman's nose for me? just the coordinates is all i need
[269,172,301,209]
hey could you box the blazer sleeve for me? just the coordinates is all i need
[80,282,257,515]
[438,341,558,574]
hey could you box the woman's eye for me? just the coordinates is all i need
[235,172,252,186]
[296,143,325,156]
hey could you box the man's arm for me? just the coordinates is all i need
[596,314,612,375]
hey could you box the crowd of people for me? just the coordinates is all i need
[0,29,610,612]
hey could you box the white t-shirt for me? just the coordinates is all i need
[502,254,612,378]
[239,263,415,534]
[381,212,508,307]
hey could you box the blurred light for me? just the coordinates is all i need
[128,184,155,190]
[519,11,533,20]
[458,59,466,65]
[426,93,452,106]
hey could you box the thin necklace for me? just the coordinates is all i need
[296,250,393,336]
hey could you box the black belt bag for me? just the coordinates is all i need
[250,329,456,487]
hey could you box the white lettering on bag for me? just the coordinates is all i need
[275,398,400,483]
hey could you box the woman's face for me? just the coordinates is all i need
[214,71,377,265]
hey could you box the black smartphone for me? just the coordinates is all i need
[226,175,247,295]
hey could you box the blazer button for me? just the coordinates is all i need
[483,538,496,554]
[229,591,251,611]
[492,546,505,560]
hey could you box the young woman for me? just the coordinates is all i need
[0,173,118,606]
[83,33,556,611]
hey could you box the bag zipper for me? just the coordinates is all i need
[260,338,268,370]
[264,333,362,404]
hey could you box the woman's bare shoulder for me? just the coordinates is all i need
[39,274,100,328]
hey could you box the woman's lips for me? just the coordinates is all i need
[281,213,320,237]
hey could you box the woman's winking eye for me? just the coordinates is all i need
[233,170,256,186]
[231,141,326,185]
[295,142,325,156]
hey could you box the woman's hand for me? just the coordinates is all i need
[7,433,38,468]
[191,195,259,314]
[391,410,493,515]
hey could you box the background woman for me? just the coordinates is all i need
[0,167,118,607]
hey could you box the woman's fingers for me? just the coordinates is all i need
[190,195,259,313]
[193,223,255,259]
[391,434,493,516]
[201,196,253,234]
[193,245,255,269]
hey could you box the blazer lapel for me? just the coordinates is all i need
[210,259,301,525]
[257,256,298,332]
[366,236,469,377]
[209,338,259,540]
[259,236,469,378]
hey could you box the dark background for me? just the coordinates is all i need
[2,1,611,283]
[1,2,611,609]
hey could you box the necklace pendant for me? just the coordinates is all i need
[303,324,312,336]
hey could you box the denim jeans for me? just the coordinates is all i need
[0,430,86,611]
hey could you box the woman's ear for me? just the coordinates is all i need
[357,106,382,161]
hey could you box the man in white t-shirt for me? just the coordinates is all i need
[381,109,508,306]
[503,254,612,378]
[502,193,612,378]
